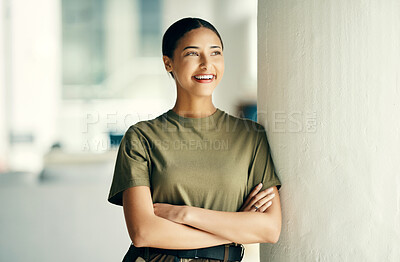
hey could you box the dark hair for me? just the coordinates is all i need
[162,17,224,78]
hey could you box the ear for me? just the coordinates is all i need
[163,56,173,72]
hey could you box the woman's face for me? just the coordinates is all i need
[163,27,224,98]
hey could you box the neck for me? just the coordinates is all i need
[172,98,216,118]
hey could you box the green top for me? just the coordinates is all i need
[107,108,281,212]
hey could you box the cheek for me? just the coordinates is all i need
[220,63,225,73]
[217,61,225,75]
[177,62,194,78]
[215,58,224,71]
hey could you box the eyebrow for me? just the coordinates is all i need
[182,45,221,51]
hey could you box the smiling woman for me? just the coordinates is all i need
[107,17,282,262]
[162,21,224,102]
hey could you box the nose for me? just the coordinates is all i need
[199,55,210,70]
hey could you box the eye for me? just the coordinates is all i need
[185,51,198,56]
[211,51,222,56]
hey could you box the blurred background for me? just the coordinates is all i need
[0,0,258,261]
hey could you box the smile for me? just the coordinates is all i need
[194,74,214,80]
[193,74,215,83]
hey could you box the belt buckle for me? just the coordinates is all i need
[230,243,245,261]
[239,244,245,261]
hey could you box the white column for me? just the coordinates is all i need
[0,0,10,171]
[258,0,400,260]
[7,0,61,172]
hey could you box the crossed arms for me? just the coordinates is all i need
[122,184,281,249]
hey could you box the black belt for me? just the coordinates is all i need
[143,243,245,261]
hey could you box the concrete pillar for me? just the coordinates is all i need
[258,0,400,261]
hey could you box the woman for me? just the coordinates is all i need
[108,17,282,262]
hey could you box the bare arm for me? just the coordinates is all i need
[183,186,281,244]
[154,186,282,244]
[122,186,233,249]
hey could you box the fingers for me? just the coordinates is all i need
[255,199,273,213]
[241,183,263,211]
[250,187,275,212]
[247,183,263,201]
[240,185,277,212]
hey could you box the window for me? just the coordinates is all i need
[62,0,163,99]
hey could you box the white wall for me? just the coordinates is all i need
[258,0,400,261]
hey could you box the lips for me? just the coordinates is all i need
[193,74,215,83]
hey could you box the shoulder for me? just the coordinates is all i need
[124,112,167,139]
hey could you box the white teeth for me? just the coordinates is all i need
[194,75,214,80]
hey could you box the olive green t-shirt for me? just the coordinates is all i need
[107,108,281,212]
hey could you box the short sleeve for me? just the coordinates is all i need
[247,124,281,193]
[107,126,151,206]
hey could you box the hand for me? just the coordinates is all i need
[153,203,186,224]
[239,183,276,213]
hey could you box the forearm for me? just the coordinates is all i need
[182,206,280,244]
[135,214,233,249]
